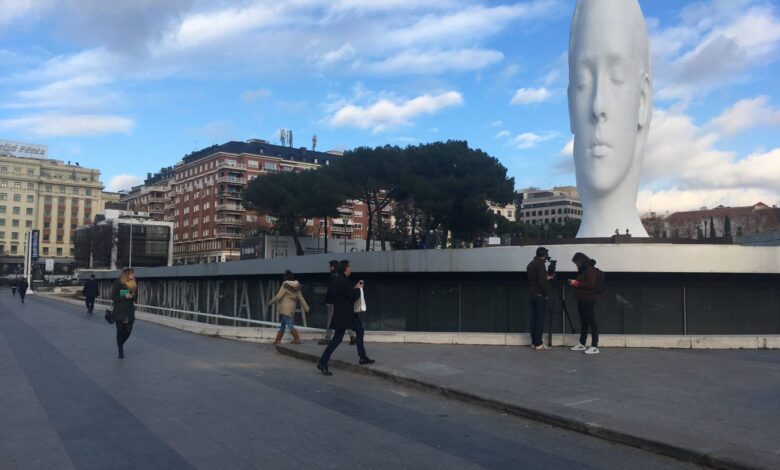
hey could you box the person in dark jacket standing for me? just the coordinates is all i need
[317,260,374,375]
[83,274,100,315]
[17,278,29,304]
[568,252,600,355]
[526,247,553,350]
[111,268,138,359]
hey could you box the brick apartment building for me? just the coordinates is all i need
[124,140,380,264]
[642,202,780,240]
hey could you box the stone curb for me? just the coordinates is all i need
[276,344,767,470]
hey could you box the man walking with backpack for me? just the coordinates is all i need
[568,252,601,355]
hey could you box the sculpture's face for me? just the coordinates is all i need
[569,1,648,196]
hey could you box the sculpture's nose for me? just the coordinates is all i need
[591,76,607,123]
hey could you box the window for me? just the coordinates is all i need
[85,189,91,196]
[0,181,6,188]
[27,183,34,190]
[25,208,33,215]
[56,248,63,256]
[27,169,34,176]
[11,220,19,227]
[58,197,65,205]
[44,222,49,229]
[13,182,20,189]
[59,186,65,193]
[13,167,21,174]
[57,223,64,229]
[43,234,49,241]
[13,194,20,202]
[56,235,63,243]
[10,245,16,254]
[264,162,277,171]
[0,193,5,201]
[72,187,79,194]
[12,207,19,215]
[0,232,4,238]
[57,210,64,217]
[27,195,33,203]
[0,167,5,173]
[0,219,4,226]
[43,247,49,255]
[248,160,259,168]
[11,232,18,240]
[46,185,52,192]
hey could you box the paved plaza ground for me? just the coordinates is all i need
[2,290,777,469]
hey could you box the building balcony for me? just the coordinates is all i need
[215,218,243,226]
[216,204,245,212]
[217,162,247,170]
[148,197,166,203]
[216,176,246,185]
[214,230,243,238]
[331,225,354,233]
[218,190,243,199]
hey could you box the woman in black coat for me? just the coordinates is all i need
[111,268,138,359]
[317,260,374,375]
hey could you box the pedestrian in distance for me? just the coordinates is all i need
[320,260,356,346]
[17,278,28,304]
[268,270,309,345]
[11,283,16,296]
[568,252,600,355]
[83,274,100,315]
[317,260,374,375]
[526,247,554,350]
[111,268,138,359]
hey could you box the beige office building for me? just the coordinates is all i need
[0,139,106,262]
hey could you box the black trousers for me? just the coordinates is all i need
[577,301,598,347]
[528,295,547,347]
[319,314,367,366]
[115,320,134,349]
[85,296,96,313]
[19,291,26,303]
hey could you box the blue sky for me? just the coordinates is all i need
[1,0,779,214]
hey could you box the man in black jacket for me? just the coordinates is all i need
[83,274,100,315]
[17,278,29,304]
[526,247,553,350]
[320,260,357,346]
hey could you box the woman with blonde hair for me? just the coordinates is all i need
[111,268,138,359]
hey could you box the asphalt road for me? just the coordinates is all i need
[0,291,699,469]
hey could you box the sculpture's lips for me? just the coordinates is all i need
[590,140,611,157]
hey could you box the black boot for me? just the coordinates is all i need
[316,362,332,376]
[118,346,124,359]
[359,357,375,365]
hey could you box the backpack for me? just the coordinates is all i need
[593,268,606,295]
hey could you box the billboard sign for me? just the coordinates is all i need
[31,229,40,261]
[0,139,48,159]
[45,258,55,272]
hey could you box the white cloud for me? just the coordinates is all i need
[320,43,357,65]
[560,138,573,156]
[636,105,780,212]
[494,130,511,139]
[512,132,558,149]
[0,0,51,29]
[363,48,503,75]
[709,96,780,135]
[651,3,780,101]
[510,87,552,105]
[0,113,134,137]
[329,91,463,133]
[107,174,144,192]
[240,88,271,103]
[487,120,504,128]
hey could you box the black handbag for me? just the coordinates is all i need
[104,309,115,324]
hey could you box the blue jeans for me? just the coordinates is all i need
[529,295,547,347]
[278,315,294,333]
[319,314,367,366]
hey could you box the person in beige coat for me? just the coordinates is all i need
[268,270,309,345]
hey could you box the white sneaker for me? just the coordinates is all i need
[584,346,600,355]
[570,343,587,351]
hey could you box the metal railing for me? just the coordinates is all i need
[94,298,323,332]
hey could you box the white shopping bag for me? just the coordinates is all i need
[353,287,367,313]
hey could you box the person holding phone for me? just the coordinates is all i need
[111,268,138,359]
[317,260,374,375]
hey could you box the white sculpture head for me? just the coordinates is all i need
[568,0,652,237]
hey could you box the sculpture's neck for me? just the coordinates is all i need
[577,185,648,238]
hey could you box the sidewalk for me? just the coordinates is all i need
[278,341,780,470]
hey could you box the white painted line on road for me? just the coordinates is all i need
[565,398,600,407]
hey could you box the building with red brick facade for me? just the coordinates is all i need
[122,140,378,264]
